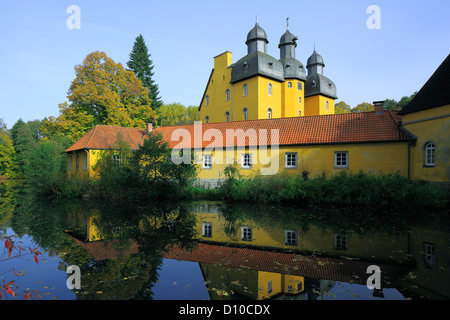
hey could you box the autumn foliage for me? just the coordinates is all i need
[42,51,158,144]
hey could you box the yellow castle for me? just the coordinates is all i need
[198,23,337,123]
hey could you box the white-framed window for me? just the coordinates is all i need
[205,116,209,124]
[205,95,209,106]
[298,96,302,103]
[202,222,212,237]
[83,153,87,171]
[285,230,298,245]
[112,154,121,163]
[225,89,230,101]
[326,100,329,111]
[241,153,252,169]
[285,152,298,169]
[202,154,213,169]
[298,82,303,90]
[76,154,79,171]
[69,154,73,171]
[424,142,436,166]
[267,108,272,119]
[243,84,248,97]
[241,226,252,241]
[243,107,248,120]
[334,234,348,250]
[268,83,272,96]
[424,243,435,268]
[288,81,292,88]
[299,110,302,117]
[225,111,230,122]
[335,151,348,168]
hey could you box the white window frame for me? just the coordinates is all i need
[225,89,230,101]
[299,110,302,117]
[202,154,213,169]
[424,243,435,268]
[334,234,348,250]
[424,142,436,166]
[202,222,212,237]
[335,151,348,168]
[285,152,298,169]
[243,84,248,97]
[285,230,298,245]
[241,153,252,169]
[267,108,272,119]
[241,226,253,241]
[268,83,272,96]
[287,81,292,88]
[225,111,230,122]
[326,100,329,111]
[112,154,121,164]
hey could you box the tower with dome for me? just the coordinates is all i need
[199,22,337,123]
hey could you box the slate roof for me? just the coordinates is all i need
[398,54,450,115]
[65,111,413,152]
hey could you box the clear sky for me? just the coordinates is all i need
[1,0,449,128]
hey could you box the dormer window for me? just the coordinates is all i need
[243,61,248,70]
[268,62,273,69]
[312,80,316,87]
[285,64,290,69]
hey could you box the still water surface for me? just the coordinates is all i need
[1,184,449,300]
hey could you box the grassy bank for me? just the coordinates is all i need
[189,171,449,209]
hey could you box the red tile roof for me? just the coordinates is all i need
[65,111,412,152]
[65,125,145,152]
[164,242,410,286]
[154,111,412,149]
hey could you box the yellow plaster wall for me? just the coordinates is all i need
[402,104,450,182]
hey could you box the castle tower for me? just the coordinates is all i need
[304,49,337,116]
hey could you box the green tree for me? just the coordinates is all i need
[10,119,44,173]
[352,102,374,113]
[43,51,157,144]
[157,103,200,126]
[0,131,18,178]
[334,101,352,114]
[127,35,162,111]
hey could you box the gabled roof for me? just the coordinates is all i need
[65,124,145,152]
[398,54,450,115]
[153,111,412,149]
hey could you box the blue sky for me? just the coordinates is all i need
[1,0,449,128]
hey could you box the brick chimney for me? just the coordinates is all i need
[146,122,153,132]
[373,101,385,115]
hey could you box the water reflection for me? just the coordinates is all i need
[1,183,449,300]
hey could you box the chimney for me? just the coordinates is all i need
[373,101,385,115]
[146,122,153,133]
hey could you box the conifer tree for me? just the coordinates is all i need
[127,34,162,110]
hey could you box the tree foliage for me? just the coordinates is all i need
[42,51,157,144]
[156,103,200,126]
[334,101,352,114]
[127,35,162,111]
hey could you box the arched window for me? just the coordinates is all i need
[299,110,302,117]
[205,116,209,124]
[326,100,329,111]
[298,96,302,103]
[243,84,248,97]
[268,83,272,96]
[425,142,436,166]
[243,108,248,121]
[205,95,209,106]
[225,89,230,101]
[267,108,272,119]
[288,82,292,88]
[225,111,230,122]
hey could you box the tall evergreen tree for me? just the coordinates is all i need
[127,34,162,110]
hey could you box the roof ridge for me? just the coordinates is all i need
[84,125,98,149]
